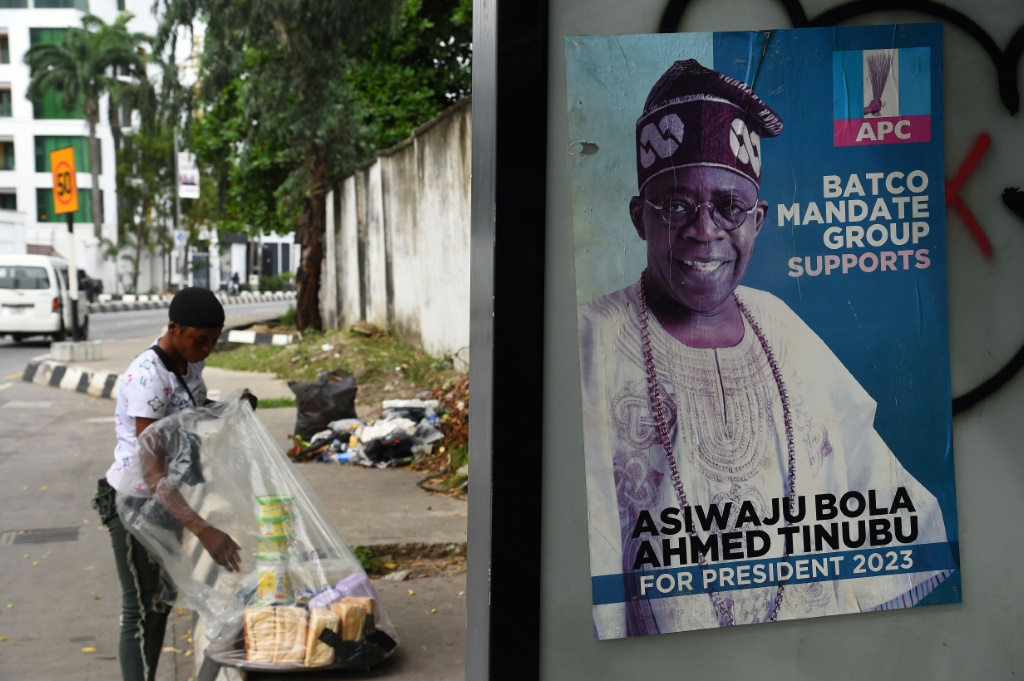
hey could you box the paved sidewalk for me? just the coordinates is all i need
[0,388,467,681]
[3,340,468,680]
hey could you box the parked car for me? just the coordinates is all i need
[0,254,89,342]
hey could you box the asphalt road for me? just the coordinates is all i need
[0,300,291,380]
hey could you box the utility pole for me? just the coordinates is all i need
[173,126,184,288]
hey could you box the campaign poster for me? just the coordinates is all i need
[565,24,960,639]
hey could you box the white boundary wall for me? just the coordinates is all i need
[323,100,471,364]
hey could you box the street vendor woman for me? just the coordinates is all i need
[91,287,257,681]
[578,60,951,638]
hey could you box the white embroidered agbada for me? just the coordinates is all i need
[579,283,950,639]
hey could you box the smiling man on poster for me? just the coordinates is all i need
[576,51,955,639]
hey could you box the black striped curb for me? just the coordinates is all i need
[218,329,297,346]
[89,291,295,314]
[22,358,119,399]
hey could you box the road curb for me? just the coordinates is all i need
[89,290,296,314]
[219,329,297,346]
[22,356,119,399]
[22,318,295,401]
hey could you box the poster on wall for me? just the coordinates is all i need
[565,23,961,639]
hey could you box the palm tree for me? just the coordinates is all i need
[24,13,149,239]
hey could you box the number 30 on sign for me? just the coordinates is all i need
[50,147,79,215]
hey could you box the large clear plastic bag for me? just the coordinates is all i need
[115,395,397,671]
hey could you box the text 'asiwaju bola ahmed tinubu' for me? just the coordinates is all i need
[630,487,920,594]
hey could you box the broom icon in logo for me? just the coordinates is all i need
[863,51,894,117]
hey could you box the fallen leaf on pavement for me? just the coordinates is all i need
[185,650,193,657]
[431,608,438,614]
[81,647,97,653]
[38,486,48,491]
[162,647,183,654]
[0,636,10,641]
[5,604,11,609]
[94,595,102,600]
[82,519,90,524]
[407,589,415,596]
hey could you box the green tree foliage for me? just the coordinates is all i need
[158,0,471,331]
[158,0,401,330]
[114,120,174,294]
[350,0,472,153]
[24,13,149,238]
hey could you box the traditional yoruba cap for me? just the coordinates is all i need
[169,287,225,329]
[636,59,783,193]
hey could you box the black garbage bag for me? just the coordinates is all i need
[363,432,416,467]
[288,370,358,440]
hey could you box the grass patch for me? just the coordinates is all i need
[445,444,469,490]
[207,326,459,413]
[351,546,389,575]
[258,397,297,409]
[280,305,297,327]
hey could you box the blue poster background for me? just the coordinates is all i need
[565,24,958,606]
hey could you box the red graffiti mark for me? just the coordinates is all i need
[946,132,992,258]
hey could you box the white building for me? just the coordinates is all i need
[0,0,297,294]
[0,0,159,291]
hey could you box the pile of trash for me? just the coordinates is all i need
[287,399,444,468]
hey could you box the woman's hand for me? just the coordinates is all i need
[241,389,258,411]
[197,526,241,572]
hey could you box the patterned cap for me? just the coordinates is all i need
[636,59,783,192]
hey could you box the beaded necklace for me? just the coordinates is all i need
[636,272,795,626]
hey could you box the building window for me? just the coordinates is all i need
[36,187,100,223]
[117,0,124,10]
[0,142,13,171]
[34,0,89,8]
[0,89,10,117]
[29,28,84,119]
[34,136,98,174]
[0,192,15,210]
[0,1,29,8]
[0,35,9,64]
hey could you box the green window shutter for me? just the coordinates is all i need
[28,28,84,119]
[0,142,14,171]
[0,90,11,117]
[29,28,67,46]
[0,36,9,64]
[0,1,28,8]
[32,89,84,120]
[36,187,98,223]
[0,193,16,210]
[34,137,95,173]
[34,0,89,8]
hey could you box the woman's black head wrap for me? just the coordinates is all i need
[168,287,225,329]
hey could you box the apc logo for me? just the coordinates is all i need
[729,118,761,177]
[832,47,932,147]
[639,113,685,168]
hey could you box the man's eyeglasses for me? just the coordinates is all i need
[643,195,758,232]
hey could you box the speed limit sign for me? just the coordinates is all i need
[50,147,79,215]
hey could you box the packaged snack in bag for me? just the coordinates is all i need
[116,395,397,671]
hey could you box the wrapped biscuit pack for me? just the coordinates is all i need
[115,395,397,671]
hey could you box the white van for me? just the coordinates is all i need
[0,254,89,342]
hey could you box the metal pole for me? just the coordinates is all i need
[173,127,183,288]
[67,213,81,341]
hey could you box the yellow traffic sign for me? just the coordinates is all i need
[50,147,79,215]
